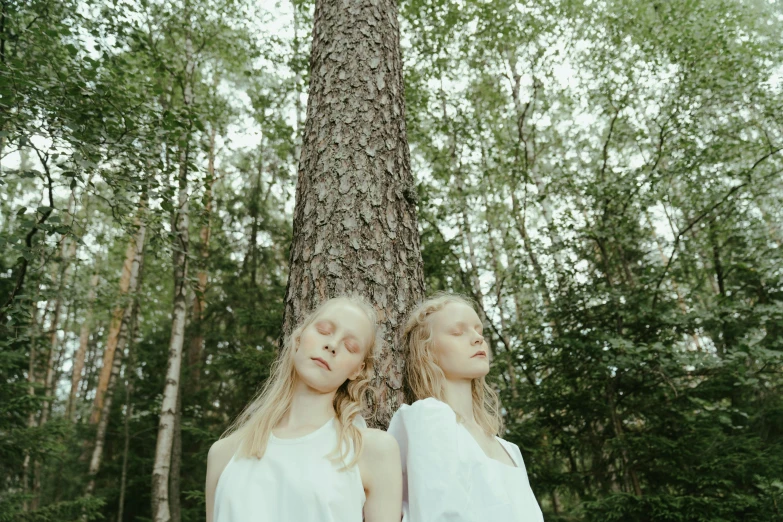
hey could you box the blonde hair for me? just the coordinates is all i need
[223,295,380,468]
[403,292,503,436]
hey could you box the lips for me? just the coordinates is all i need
[311,357,331,370]
[471,351,487,358]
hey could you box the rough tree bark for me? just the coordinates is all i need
[281,0,425,427]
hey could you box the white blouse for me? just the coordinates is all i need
[388,398,544,522]
[213,416,366,522]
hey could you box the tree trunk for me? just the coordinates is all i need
[85,220,145,496]
[68,272,99,421]
[510,189,552,309]
[117,267,144,522]
[39,229,77,427]
[151,29,193,522]
[506,53,565,274]
[22,295,45,511]
[282,0,425,427]
[187,123,215,394]
[81,324,102,400]
[91,209,146,425]
[169,392,183,522]
[117,370,134,522]
[291,0,305,163]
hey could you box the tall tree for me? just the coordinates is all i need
[282,0,425,426]
[151,23,194,522]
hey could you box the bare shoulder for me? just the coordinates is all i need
[362,427,400,456]
[208,432,242,469]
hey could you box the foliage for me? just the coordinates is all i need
[1,0,781,520]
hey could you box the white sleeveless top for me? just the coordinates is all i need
[214,417,366,522]
[388,398,544,522]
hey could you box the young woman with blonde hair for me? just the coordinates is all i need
[206,295,402,522]
[388,293,543,521]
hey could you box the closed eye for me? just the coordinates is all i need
[345,340,360,353]
[316,322,333,335]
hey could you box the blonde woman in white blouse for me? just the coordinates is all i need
[205,296,402,522]
[388,293,544,522]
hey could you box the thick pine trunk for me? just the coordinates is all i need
[282,0,425,427]
[68,272,99,421]
[151,30,193,522]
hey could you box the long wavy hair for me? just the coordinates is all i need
[222,295,380,468]
[402,293,503,436]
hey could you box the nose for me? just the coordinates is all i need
[472,333,484,345]
[323,342,336,354]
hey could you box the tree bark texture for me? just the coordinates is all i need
[151,30,193,522]
[282,0,425,427]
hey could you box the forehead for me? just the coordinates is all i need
[430,301,481,328]
[315,301,374,344]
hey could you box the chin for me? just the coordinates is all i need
[468,362,491,379]
[294,363,336,393]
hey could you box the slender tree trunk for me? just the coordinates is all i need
[85,220,146,496]
[282,0,425,427]
[117,264,144,522]
[39,228,77,426]
[151,29,193,522]
[84,317,125,497]
[169,392,183,522]
[291,0,305,163]
[68,271,99,421]
[117,387,133,522]
[506,53,565,274]
[510,189,552,309]
[481,212,519,398]
[81,325,102,400]
[22,294,45,511]
[91,210,146,425]
[187,123,215,394]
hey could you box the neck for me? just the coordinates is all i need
[443,377,475,424]
[278,379,337,429]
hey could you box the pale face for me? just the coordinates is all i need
[293,300,373,393]
[429,302,489,381]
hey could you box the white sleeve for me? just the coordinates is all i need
[387,398,474,522]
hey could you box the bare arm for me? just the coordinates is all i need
[205,434,241,522]
[359,428,403,522]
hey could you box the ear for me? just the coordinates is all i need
[294,336,300,351]
[348,362,365,381]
